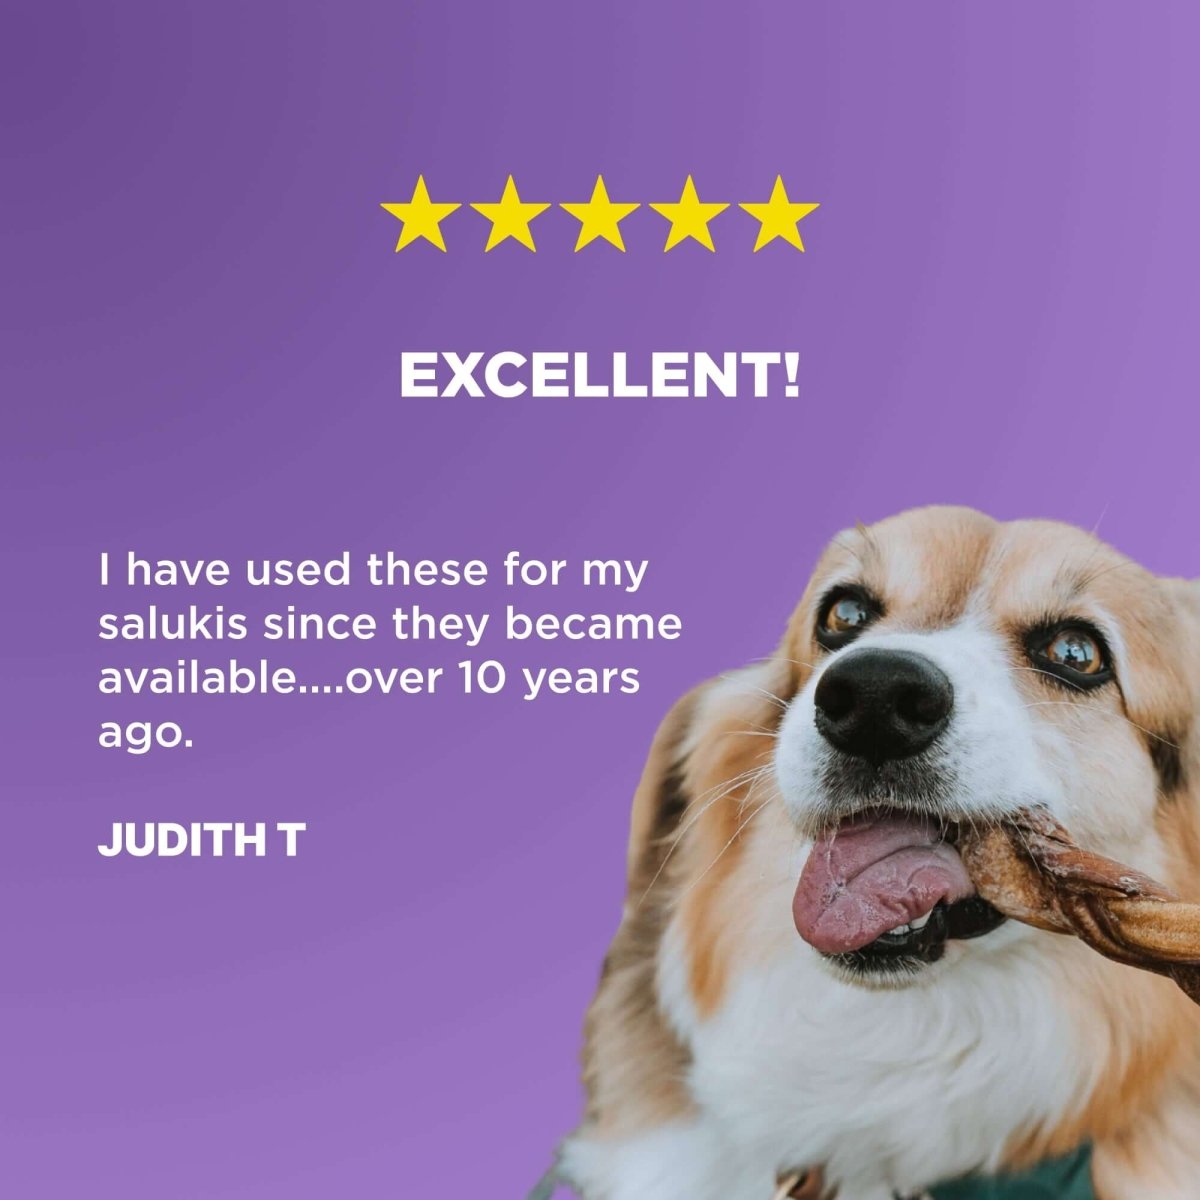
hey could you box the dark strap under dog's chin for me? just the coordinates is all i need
[773,1169,927,1200]
[527,1165,831,1200]
[532,1143,1093,1198]
[773,1169,833,1199]
[526,1165,558,1200]
[532,1164,927,1200]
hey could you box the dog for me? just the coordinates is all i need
[558,506,1200,1199]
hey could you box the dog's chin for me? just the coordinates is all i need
[817,894,1009,988]
[818,945,954,991]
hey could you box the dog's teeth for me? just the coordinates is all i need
[887,922,911,936]
[910,912,931,931]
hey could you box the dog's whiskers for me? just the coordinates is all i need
[1017,696,1180,750]
[675,780,776,906]
[636,762,774,909]
[778,656,821,673]
[722,682,790,713]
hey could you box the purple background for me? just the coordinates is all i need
[3,2,1199,1196]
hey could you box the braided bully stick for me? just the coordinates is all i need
[959,808,1200,1005]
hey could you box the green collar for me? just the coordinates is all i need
[929,1145,1094,1199]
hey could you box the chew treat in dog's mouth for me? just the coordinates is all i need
[958,808,1200,1005]
[793,806,1200,1000]
[792,810,1004,967]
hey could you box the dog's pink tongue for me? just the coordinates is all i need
[793,814,973,954]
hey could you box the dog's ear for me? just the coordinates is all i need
[1164,578,1200,689]
[625,684,705,885]
[1169,578,1200,622]
[624,659,792,894]
[1158,578,1200,794]
[577,659,790,1141]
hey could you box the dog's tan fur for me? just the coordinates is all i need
[574,507,1200,1197]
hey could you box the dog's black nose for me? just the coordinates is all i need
[814,649,953,763]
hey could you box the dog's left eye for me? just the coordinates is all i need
[1030,624,1112,688]
[1046,630,1103,673]
[817,589,880,648]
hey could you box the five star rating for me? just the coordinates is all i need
[381,174,818,253]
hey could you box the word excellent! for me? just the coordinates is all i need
[400,350,801,399]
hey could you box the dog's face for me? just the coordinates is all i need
[775,506,1198,985]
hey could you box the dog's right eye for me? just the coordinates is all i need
[817,589,880,648]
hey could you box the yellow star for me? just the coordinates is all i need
[470,175,551,252]
[738,176,820,252]
[648,175,729,252]
[560,175,640,252]
[380,176,461,252]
